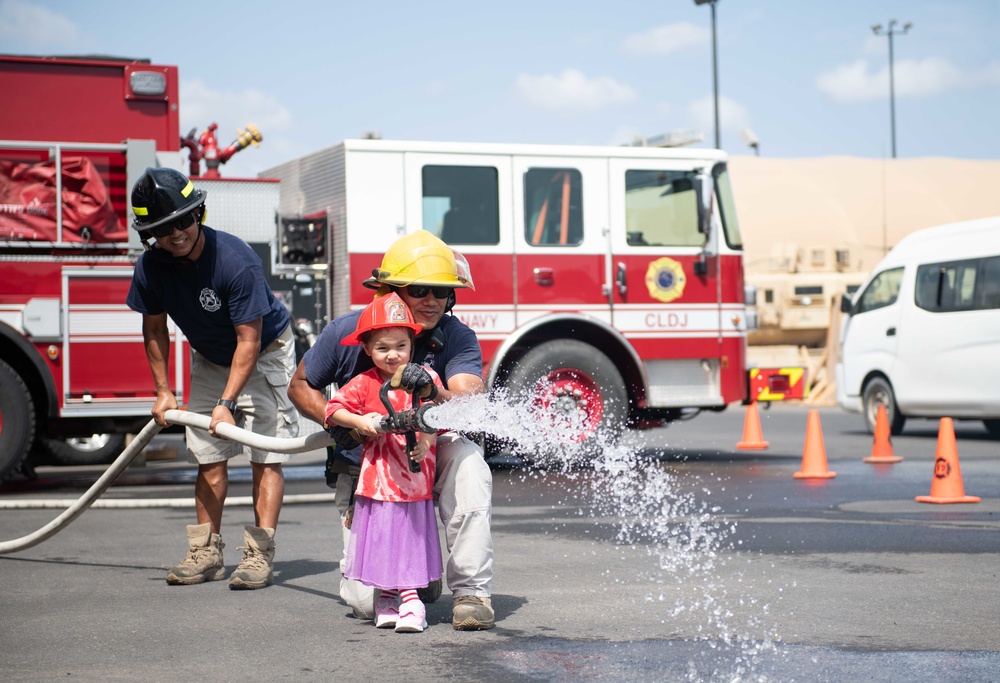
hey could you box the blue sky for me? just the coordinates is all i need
[4,0,998,178]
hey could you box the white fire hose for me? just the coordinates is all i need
[0,409,339,554]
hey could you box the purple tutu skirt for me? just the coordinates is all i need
[344,496,443,590]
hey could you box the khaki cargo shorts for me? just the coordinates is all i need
[185,325,299,465]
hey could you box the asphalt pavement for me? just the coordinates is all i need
[1,404,999,682]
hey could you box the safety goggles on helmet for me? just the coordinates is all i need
[403,284,452,300]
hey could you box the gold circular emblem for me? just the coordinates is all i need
[644,257,686,303]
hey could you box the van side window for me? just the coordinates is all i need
[978,256,1000,310]
[524,168,583,246]
[624,169,702,247]
[422,165,500,245]
[915,260,978,312]
[855,267,903,314]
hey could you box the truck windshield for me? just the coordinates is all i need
[713,164,743,250]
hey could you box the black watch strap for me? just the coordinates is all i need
[216,399,238,412]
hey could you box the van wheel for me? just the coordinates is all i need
[501,340,628,466]
[0,358,36,483]
[862,377,906,436]
[983,420,1000,438]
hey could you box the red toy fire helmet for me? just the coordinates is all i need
[341,292,423,346]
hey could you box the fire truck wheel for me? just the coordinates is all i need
[42,434,127,466]
[862,376,906,436]
[503,339,628,466]
[0,358,36,483]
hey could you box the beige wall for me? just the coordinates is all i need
[728,156,1000,278]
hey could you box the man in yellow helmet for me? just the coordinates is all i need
[288,231,495,630]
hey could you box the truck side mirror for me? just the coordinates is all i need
[692,174,712,236]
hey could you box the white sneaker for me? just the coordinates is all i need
[395,600,427,633]
[374,594,399,629]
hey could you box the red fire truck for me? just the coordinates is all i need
[265,139,758,448]
[0,55,291,483]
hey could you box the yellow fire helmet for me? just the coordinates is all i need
[364,230,475,290]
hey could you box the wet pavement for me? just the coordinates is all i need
[1,405,999,681]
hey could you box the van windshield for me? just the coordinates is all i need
[855,267,903,314]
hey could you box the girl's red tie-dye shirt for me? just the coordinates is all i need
[325,366,443,502]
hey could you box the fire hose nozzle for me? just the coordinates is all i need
[375,402,438,434]
[234,123,263,150]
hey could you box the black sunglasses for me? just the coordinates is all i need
[404,284,452,299]
[149,214,195,238]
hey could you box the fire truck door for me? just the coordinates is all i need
[512,156,611,326]
[64,268,185,417]
[403,152,515,350]
[607,158,724,396]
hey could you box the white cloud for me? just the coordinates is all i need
[816,58,1000,103]
[688,94,751,132]
[180,79,294,135]
[608,125,641,147]
[0,0,77,47]
[622,22,709,56]
[514,68,636,115]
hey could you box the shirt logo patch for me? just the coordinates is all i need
[200,288,222,312]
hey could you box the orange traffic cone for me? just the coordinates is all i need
[915,418,980,504]
[863,404,903,464]
[794,410,836,479]
[736,401,769,450]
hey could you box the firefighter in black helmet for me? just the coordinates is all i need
[130,167,207,256]
[126,167,298,590]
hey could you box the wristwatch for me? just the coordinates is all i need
[216,399,238,412]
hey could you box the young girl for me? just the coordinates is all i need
[324,292,444,633]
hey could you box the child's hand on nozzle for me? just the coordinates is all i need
[409,439,430,463]
[356,412,382,437]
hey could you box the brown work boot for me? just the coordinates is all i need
[166,523,225,585]
[228,526,275,590]
[452,595,495,630]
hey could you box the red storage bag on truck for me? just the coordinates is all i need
[0,156,126,242]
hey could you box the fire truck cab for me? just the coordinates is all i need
[266,139,754,446]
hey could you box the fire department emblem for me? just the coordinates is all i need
[385,298,408,322]
[645,257,686,303]
[199,287,222,313]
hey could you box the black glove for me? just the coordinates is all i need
[390,363,438,400]
[324,424,365,450]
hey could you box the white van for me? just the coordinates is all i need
[836,216,1000,436]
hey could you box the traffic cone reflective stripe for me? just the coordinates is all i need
[794,409,836,479]
[915,417,980,504]
[736,401,769,450]
[863,403,903,464]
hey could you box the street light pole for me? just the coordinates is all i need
[694,0,720,149]
[871,20,912,158]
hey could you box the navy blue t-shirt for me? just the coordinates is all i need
[126,226,290,367]
[303,308,483,465]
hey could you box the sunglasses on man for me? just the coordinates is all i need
[148,214,195,239]
[403,284,452,299]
